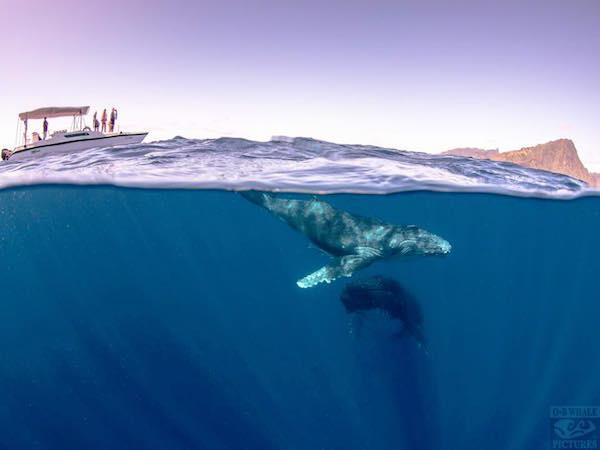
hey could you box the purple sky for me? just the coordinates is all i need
[1,0,599,168]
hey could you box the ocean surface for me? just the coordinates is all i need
[1,137,599,450]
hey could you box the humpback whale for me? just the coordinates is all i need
[241,191,451,288]
[340,276,426,348]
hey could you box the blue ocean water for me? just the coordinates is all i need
[1,138,599,449]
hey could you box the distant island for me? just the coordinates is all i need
[442,139,600,188]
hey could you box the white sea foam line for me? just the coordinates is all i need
[0,138,590,199]
[0,170,584,200]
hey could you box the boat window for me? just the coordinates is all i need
[64,132,90,138]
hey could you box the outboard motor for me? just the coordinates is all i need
[1,148,12,161]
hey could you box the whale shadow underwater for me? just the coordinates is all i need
[340,275,427,350]
[240,191,452,288]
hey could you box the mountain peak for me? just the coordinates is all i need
[444,139,598,187]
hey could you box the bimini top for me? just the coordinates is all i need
[19,106,90,121]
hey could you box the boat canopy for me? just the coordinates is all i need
[19,106,90,121]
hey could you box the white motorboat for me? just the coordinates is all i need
[2,106,148,161]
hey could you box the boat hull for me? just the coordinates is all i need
[9,132,148,161]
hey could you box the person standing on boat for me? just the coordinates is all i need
[43,117,48,140]
[101,109,107,133]
[113,107,118,131]
[109,108,114,133]
[93,111,99,132]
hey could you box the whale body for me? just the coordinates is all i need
[340,276,426,347]
[241,191,451,288]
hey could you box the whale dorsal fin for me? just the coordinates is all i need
[296,253,378,288]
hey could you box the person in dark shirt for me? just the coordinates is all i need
[109,107,118,132]
[42,117,48,140]
[109,109,114,132]
[93,111,99,132]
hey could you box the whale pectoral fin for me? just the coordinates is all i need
[296,264,338,288]
[296,254,376,289]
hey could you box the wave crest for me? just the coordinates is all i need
[0,136,590,198]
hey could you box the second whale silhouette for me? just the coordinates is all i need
[341,275,426,348]
[241,191,451,288]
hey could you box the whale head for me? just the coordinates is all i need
[390,226,452,256]
[423,232,452,256]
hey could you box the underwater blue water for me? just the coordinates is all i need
[1,137,600,449]
[0,185,599,450]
